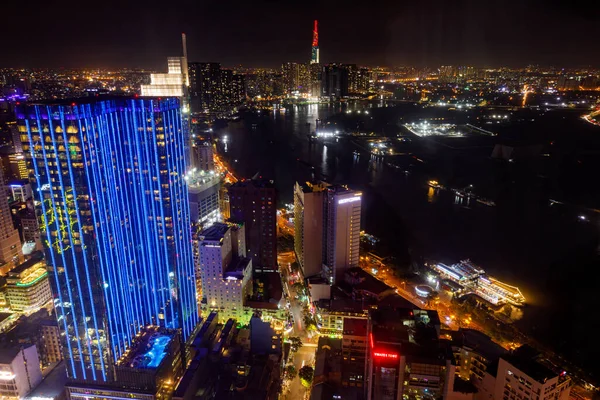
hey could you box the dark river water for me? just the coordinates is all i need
[214,101,600,378]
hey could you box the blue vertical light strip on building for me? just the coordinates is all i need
[143,101,164,325]
[49,107,98,381]
[162,105,183,332]
[110,111,143,335]
[172,104,195,338]
[34,106,87,379]
[177,103,198,337]
[81,105,126,361]
[58,107,107,381]
[24,117,77,380]
[76,111,120,369]
[149,103,174,327]
[122,106,153,327]
[92,105,132,358]
[166,99,198,338]
[128,103,156,327]
[162,103,183,331]
[97,106,135,344]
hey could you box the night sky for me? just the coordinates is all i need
[3,0,599,69]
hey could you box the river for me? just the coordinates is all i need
[214,101,600,379]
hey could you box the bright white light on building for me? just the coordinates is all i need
[338,195,362,205]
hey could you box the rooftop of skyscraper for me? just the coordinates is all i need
[115,327,177,370]
[199,222,230,242]
[229,178,275,189]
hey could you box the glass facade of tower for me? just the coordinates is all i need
[16,98,198,384]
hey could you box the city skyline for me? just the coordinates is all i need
[2,0,599,69]
[1,3,600,398]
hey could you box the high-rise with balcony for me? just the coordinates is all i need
[17,97,198,398]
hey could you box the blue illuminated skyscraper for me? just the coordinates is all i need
[16,97,198,388]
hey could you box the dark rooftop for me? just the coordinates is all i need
[8,251,44,276]
[370,306,441,346]
[199,222,230,242]
[0,343,28,364]
[24,361,67,400]
[502,345,557,383]
[18,95,173,107]
[453,377,478,394]
[454,328,507,362]
[344,267,394,296]
[229,178,275,189]
[343,318,367,337]
[0,312,12,324]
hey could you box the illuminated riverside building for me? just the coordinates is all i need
[323,186,362,285]
[293,182,361,284]
[17,97,198,398]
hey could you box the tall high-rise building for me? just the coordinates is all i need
[311,20,319,65]
[228,179,277,271]
[282,62,311,95]
[188,63,246,113]
[193,141,215,172]
[188,62,222,113]
[140,35,192,169]
[0,166,22,276]
[357,67,372,92]
[344,64,359,93]
[230,72,246,104]
[308,20,322,97]
[293,182,362,284]
[322,64,349,98]
[293,182,326,278]
[17,98,198,396]
[323,186,361,285]
[198,222,252,323]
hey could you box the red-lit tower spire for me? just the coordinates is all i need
[311,20,319,64]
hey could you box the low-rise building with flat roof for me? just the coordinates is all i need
[5,252,51,313]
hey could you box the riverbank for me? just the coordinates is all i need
[211,102,600,384]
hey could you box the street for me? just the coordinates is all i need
[278,251,316,400]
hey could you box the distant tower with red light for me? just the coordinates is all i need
[311,20,319,64]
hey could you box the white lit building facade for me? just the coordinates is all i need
[0,344,42,399]
[324,186,362,285]
[198,223,253,324]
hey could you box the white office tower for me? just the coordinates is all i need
[141,34,192,167]
[141,33,190,101]
[293,181,326,278]
[141,57,186,98]
[186,169,222,229]
[198,223,252,323]
[323,186,362,285]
